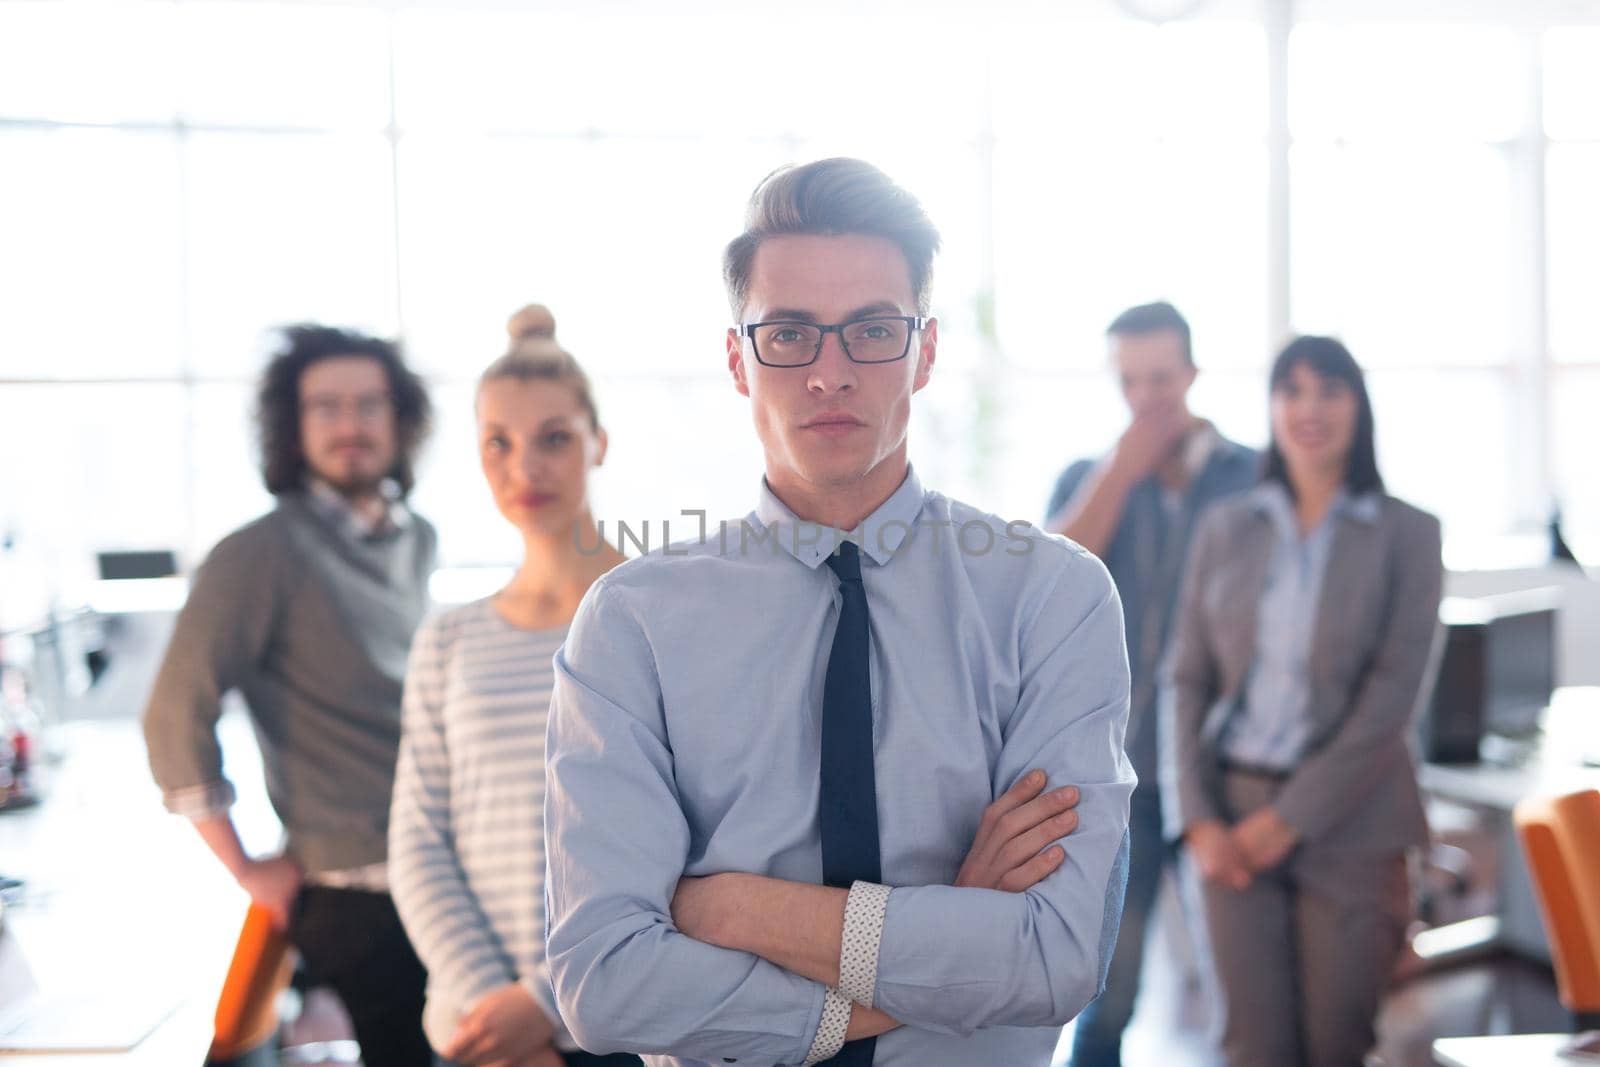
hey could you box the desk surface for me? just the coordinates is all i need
[1433,1033,1589,1066]
[1421,687,1600,811]
[0,720,250,1064]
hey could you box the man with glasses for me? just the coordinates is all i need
[143,324,437,1067]
[544,158,1135,1066]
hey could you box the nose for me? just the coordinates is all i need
[805,331,857,395]
[516,443,546,482]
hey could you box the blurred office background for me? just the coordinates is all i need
[3,3,1599,1065]
[1,0,1597,615]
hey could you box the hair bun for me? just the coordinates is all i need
[507,303,557,342]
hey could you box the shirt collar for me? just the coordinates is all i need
[305,477,411,541]
[753,465,926,570]
[1248,481,1382,531]
[1182,420,1222,478]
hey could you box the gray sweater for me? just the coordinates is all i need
[143,491,436,874]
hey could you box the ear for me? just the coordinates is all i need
[911,317,938,394]
[591,426,609,468]
[728,328,751,398]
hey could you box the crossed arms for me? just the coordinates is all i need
[543,572,1135,1063]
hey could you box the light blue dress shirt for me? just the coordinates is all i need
[544,467,1135,1067]
[1220,482,1382,771]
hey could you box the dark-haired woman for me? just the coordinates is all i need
[388,307,638,1067]
[1160,336,1443,1067]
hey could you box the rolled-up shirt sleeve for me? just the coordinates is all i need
[544,581,828,1064]
[142,527,277,817]
[871,554,1135,1036]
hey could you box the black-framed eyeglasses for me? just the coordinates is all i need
[738,316,927,368]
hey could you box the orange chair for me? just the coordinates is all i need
[208,902,293,1062]
[1514,788,1600,1030]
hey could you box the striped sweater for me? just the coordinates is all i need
[388,597,573,1052]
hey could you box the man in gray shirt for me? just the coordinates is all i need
[544,159,1134,1066]
[143,324,437,1067]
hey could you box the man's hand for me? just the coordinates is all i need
[1185,819,1251,891]
[955,770,1080,892]
[1108,408,1189,484]
[442,983,556,1066]
[1231,808,1299,873]
[235,854,303,930]
[670,769,1084,944]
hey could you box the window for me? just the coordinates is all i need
[0,2,181,124]
[0,129,185,379]
[1,3,1595,572]
[184,132,398,375]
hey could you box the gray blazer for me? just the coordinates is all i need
[1158,489,1443,853]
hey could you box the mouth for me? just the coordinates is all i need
[800,412,866,435]
[1287,425,1334,447]
[513,491,559,509]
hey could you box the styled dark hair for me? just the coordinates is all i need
[255,323,432,497]
[1107,301,1193,367]
[481,304,601,430]
[1263,335,1385,497]
[723,158,942,318]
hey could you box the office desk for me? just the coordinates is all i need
[1432,1033,1584,1066]
[0,720,248,1063]
[1419,687,1600,961]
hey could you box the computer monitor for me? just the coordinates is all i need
[1420,587,1560,764]
[95,550,177,581]
[1484,605,1558,737]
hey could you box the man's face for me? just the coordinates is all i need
[1110,330,1195,419]
[297,355,398,496]
[726,233,936,497]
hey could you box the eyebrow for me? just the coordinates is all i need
[302,389,388,402]
[479,415,579,433]
[759,301,907,323]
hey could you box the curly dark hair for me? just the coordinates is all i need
[255,324,432,497]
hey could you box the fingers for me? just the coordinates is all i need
[462,1029,505,1065]
[995,806,1080,872]
[1230,825,1279,876]
[1199,840,1254,892]
[998,844,1065,893]
[995,785,1080,846]
[983,769,1048,825]
[1206,863,1250,891]
[443,1016,487,1063]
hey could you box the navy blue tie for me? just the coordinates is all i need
[819,542,879,1066]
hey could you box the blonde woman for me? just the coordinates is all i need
[389,307,637,1067]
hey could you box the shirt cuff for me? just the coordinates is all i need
[803,987,852,1064]
[839,881,892,1007]
[165,780,237,820]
